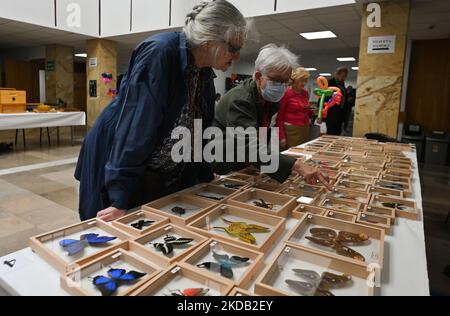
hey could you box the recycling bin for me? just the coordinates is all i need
[425,131,450,165]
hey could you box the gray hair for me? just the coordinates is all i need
[254,44,299,76]
[184,0,248,48]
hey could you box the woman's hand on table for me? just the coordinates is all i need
[292,160,333,190]
[97,207,127,222]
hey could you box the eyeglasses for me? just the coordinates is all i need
[263,76,290,87]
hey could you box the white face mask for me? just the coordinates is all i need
[261,78,289,103]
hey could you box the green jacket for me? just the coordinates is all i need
[213,79,296,183]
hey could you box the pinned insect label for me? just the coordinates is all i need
[171,266,181,274]
[111,252,122,259]
[284,247,291,253]
[297,196,314,204]
[165,226,172,231]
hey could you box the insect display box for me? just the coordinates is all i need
[284,214,384,268]
[61,248,161,296]
[386,162,413,172]
[212,177,250,190]
[181,239,264,288]
[228,287,255,296]
[252,179,286,193]
[29,219,131,273]
[369,195,419,220]
[340,162,383,173]
[145,193,217,226]
[305,158,341,169]
[363,205,396,224]
[130,224,208,266]
[334,179,369,192]
[228,188,297,218]
[292,205,327,219]
[346,168,380,179]
[132,263,233,296]
[383,168,413,179]
[324,210,356,223]
[226,173,256,183]
[278,185,323,207]
[325,187,371,204]
[337,173,375,185]
[379,173,411,184]
[112,209,170,237]
[188,204,285,252]
[319,197,362,215]
[181,183,240,202]
[254,244,375,296]
[368,186,403,199]
[312,151,347,162]
[356,213,392,234]
[373,179,412,197]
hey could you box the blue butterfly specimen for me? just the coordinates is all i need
[197,252,249,279]
[92,268,147,296]
[59,233,117,256]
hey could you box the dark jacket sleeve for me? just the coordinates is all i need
[105,43,171,209]
[226,99,296,183]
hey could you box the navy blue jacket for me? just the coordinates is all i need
[75,32,216,220]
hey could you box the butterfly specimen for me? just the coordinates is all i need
[131,220,155,230]
[195,193,223,201]
[59,233,117,256]
[168,288,209,296]
[197,252,250,279]
[171,206,188,215]
[92,267,146,296]
[305,228,368,262]
[253,198,274,209]
[379,183,404,190]
[286,269,352,296]
[223,183,243,189]
[381,202,407,210]
[213,218,270,244]
[153,235,194,255]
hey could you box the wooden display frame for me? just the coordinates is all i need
[338,173,376,185]
[29,218,131,273]
[132,263,234,296]
[324,210,357,223]
[228,287,256,296]
[292,205,327,219]
[373,179,412,197]
[368,185,403,198]
[130,224,208,266]
[284,214,384,268]
[369,195,419,220]
[181,239,264,288]
[60,248,161,296]
[254,244,375,296]
[363,205,396,224]
[226,173,256,183]
[334,179,370,192]
[112,209,170,237]
[347,168,380,178]
[319,197,362,215]
[144,193,217,226]
[385,162,413,171]
[181,183,240,202]
[356,213,392,234]
[188,204,286,252]
[228,188,297,218]
[278,186,324,207]
[325,187,371,204]
[212,177,250,190]
[380,173,411,184]
[383,168,413,179]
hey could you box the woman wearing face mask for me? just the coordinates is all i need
[277,67,314,149]
[213,44,332,188]
[74,0,249,222]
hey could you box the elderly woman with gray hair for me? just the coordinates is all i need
[75,0,249,221]
[214,45,331,188]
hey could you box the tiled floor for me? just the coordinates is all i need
[0,142,81,257]
[0,137,449,295]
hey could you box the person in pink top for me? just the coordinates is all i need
[277,67,314,149]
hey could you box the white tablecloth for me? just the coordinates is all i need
[0,112,86,131]
[0,139,430,296]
